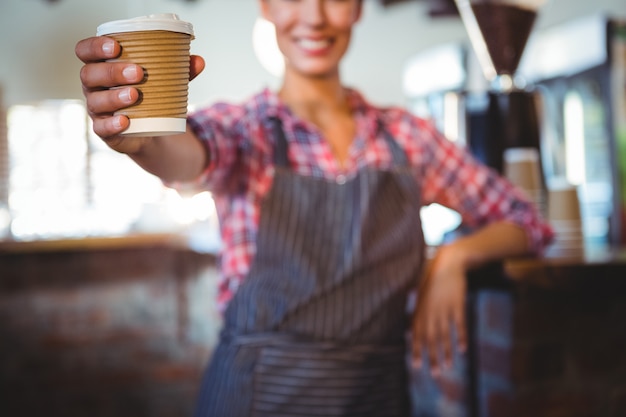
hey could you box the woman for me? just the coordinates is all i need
[75,0,552,415]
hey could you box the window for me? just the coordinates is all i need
[5,99,219,248]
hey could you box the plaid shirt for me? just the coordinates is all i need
[187,88,553,311]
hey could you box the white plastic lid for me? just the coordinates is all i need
[503,147,539,163]
[97,13,194,37]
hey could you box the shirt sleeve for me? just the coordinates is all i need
[182,102,248,193]
[417,119,553,255]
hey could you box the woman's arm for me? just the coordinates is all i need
[409,118,552,376]
[122,125,209,183]
[412,221,529,376]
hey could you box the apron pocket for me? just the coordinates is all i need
[252,344,409,417]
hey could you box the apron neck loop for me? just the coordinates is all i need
[269,116,290,168]
[377,119,410,168]
[269,116,409,169]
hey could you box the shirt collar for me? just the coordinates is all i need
[254,87,383,135]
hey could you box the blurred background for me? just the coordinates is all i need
[2,2,626,417]
[1,0,625,247]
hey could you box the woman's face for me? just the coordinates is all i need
[259,0,362,79]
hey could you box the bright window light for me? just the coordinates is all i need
[252,17,284,78]
[6,100,218,241]
[564,91,586,186]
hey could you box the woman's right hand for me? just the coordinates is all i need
[75,36,205,153]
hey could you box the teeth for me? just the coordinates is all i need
[298,38,330,50]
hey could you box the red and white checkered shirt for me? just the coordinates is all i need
[187,88,553,311]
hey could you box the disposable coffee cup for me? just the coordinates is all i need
[97,14,194,136]
[503,147,542,191]
[547,182,581,222]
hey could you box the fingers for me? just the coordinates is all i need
[81,84,141,141]
[412,315,447,378]
[85,87,140,114]
[92,114,130,140]
[453,307,468,354]
[439,315,453,371]
[190,55,206,81]
[79,60,143,140]
[75,36,121,63]
[80,62,145,90]
[412,336,423,370]
[426,316,443,377]
[412,304,466,378]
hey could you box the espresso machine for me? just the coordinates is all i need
[453,0,547,181]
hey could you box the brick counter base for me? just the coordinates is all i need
[2,242,626,417]
[409,258,626,417]
[0,244,221,417]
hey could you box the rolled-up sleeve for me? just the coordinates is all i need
[184,102,247,192]
[418,121,553,254]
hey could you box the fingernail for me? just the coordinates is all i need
[112,115,123,130]
[122,65,138,81]
[118,88,132,103]
[102,40,115,56]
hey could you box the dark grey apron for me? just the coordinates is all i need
[194,118,425,417]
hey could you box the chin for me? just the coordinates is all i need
[288,62,340,79]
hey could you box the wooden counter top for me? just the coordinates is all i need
[500,245,626,289]
[1,234,625,290]
[1,234,624,263]
[0,233,212,254]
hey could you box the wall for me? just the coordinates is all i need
[1,0,626,108]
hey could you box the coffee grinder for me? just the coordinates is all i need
[453,0,548,209]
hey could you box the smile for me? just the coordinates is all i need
[297,38,333,52]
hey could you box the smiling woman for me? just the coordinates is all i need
[259,0,362,81]
[73,0,554,415]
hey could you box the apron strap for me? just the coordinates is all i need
[269,117,290,168]
[378,120,410,168]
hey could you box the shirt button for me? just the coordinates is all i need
[336,174,347,184]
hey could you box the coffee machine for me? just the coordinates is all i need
[453,0,547,183]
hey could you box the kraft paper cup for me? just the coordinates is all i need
[545,182,584,257]
[547,183,581,222]
[504,147,546,215]
[97,14,194,137]
[503,147,542,191]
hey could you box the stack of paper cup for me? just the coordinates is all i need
[503,147,546,216]
[546,181,584,256]
[97,14,194,137]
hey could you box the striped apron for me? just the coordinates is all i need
[194,118,426,417]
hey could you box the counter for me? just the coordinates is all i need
[1,236,625,417]
[413,246,626,417]
[0,234,221,417]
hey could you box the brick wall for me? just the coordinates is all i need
[0,245,221,417]
[409,261,626,417]
[474,264,626,417]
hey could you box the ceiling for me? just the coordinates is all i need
[379,0,459,17]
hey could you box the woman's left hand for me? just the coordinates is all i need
[411,246,468,377]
